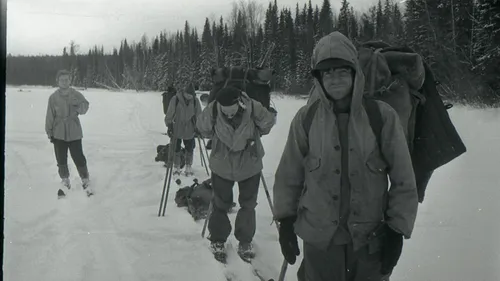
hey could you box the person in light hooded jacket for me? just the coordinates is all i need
[196,86,277,263]
[46,69,92,197]
[165,83,202,176]
[273,31,418,281]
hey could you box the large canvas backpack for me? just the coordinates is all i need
[305,42,467,203]
[162,85,177,115]
[208,66,274,109]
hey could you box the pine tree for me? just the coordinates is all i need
[338,0,350,37]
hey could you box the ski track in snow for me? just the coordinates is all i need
[4,87,500,281]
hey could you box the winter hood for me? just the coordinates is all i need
[309,31,366,113]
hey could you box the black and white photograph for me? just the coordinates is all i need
[2,0,499,280]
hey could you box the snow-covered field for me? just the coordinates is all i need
[4,86,500,281]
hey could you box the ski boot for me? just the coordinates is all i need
[237,242,255,263]
[184,165,194,177]
[173,166,182,176]
[57,178,71,199]
[210,241,227,264]
[173,152,183,176]
[82,178,94,197]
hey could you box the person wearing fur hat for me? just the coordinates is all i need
[196,86,277,263]
[273,31,418,281]
[165,83,202,176]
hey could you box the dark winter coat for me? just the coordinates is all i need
[272,31,419,252]
[411,62,467,202]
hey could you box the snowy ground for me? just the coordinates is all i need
[4,86,500,281]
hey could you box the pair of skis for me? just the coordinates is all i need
[211,243,274,281]
[57,181,93,199]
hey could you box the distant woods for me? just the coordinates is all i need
[6,0,500,106]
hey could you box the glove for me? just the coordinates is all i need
[380,225,404,275]
[205,139,212,150]
[278,216,300,265]
[167,124,173,138]
[49,136,54,143]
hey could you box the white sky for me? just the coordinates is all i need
[7,0,381,56]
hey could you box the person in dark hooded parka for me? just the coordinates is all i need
[273,31,419,281]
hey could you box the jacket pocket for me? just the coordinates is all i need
[297,190,330,228]
[366,150,388,175]
[305,156,321,172]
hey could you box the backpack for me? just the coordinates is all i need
[304,42,467,203]
[162,86,177,115]
[174,178,236,221]
[208,66,274,109]
[155,144,186,169]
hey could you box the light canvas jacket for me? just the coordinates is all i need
[273,32,419,252]
[45,88,89,142]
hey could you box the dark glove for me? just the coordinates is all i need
[49,136,54,143]
[167,124,173,138]
[205,139,212,150]
[380,225,404,275]
[278,216,300,265]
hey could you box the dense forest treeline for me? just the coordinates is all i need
[6,0,500,106]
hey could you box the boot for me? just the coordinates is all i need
[173,152,182,175]
[237,242,255,262]
[210,241,227,263]
[61,177,71,189]
[184,165,194,176]
[174,165,182,175]
[82,178,93,197]
[57,178,71,199]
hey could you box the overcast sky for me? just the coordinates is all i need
[7,0,382,56]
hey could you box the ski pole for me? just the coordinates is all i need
[158,138,177,216]
[158,163,171,216]
[197,137,209,176]
[260,173,289,281]
[201,196,213,238]
[200,138,210,165]
[161,137,178,216]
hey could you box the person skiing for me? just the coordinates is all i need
[165,83,202,176]
[196,86,277,263]
[272,31,419,281]
[45,69,92,198]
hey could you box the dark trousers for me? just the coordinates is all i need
[53,139,89,179]
[175,138,195,153]
[208,172,260,244]
[297,241,382,281]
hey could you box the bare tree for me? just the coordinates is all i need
[69,40,80,56]
[227,0,265,67]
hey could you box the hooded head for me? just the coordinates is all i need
[310,32,365,113]
[182,83,196,100]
